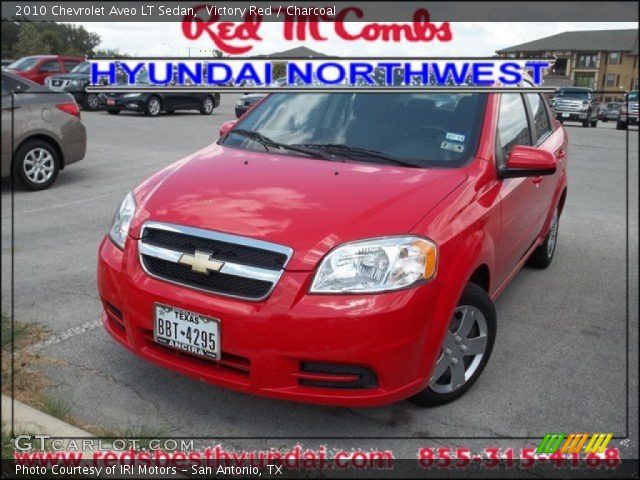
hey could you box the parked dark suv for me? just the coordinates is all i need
[551,87,598,128]
[46,62,100,111]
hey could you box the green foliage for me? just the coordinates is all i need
[272,61,287,80]
[2,20,101,59]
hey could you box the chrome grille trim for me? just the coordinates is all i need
[138,221,293,301]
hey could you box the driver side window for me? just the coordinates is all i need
[40,59,61,72]
[497,94,531,168]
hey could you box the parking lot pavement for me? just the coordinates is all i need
[1,97,637,449]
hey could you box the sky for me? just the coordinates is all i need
[85,22,638,57]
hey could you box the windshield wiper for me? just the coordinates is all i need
[297,143,423,168]
[230,129,333,160]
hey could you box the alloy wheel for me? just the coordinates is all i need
[203,98,214,113]
[148,98,161,116]
[429,305,489,394]
[23,148,55,184]
[86,93,99,110]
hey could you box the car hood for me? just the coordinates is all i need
[131,144,467,270]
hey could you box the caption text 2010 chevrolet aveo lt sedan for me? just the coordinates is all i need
[98,90,567,407]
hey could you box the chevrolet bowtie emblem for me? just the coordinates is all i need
[178,250,225,275]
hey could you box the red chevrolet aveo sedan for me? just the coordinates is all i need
[98,90,567,407]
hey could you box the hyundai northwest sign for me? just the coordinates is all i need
[0,1,638,479]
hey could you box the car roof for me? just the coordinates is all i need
[2,70,47,91]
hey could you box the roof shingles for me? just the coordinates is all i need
[497,29,638,54]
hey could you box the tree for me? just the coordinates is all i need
[12,23,52,57]
[2,21,101,58]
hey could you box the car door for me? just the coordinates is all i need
[495,93,547,282]
[524,93,564,221]
[1,77,30,177]
[36,58,62,84]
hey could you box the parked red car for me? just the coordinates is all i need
[6,55,84,85]
[98,89,568,407]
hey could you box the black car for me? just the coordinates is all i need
[550,87,599,127]
[99,71,220,117]
[45,62,100,111]
[617,90,638,130]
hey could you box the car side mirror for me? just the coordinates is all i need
[500,145,557,179]
[219,120,238,137]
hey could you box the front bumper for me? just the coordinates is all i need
[97,236,458,406]
[619,114,639,125]
[101,97,146,112]
[555,111,589,121]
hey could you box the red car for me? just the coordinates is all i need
[98,89,567,407]
[5,55,84,85]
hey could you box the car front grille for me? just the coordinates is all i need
[554,100,582,112]
[138,222,292,301]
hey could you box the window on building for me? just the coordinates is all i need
[608,52,621,65]
[577,54,598,69]
[526,94,552,143]
[605,74,619,87]
[497,94,531,168]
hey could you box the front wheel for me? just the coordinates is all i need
[145,96,161,117]
[617,121,627,130]
[527,208,559,269]
[83,93,100,111]
[590,118,598,127]
[199,96,215,115]
[410,283,496,407]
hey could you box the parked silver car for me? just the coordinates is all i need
[1,71,86,190]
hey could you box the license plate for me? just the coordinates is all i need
[562,112,570,118]
[154,304,220,361]
[107,99,115,106]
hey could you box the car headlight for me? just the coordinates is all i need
[310,236,437,293]
[236,98,244,106]
[70,79,85,87]
[580,102,590,111]
[109,192,137,249]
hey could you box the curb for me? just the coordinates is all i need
[1,394,92,438]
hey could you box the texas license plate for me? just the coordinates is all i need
[562,112,570,118]
[107,99,115,105]
[154,304,220,361]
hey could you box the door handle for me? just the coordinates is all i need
[532,176,543,185]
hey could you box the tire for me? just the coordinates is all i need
[527,207,559,269]
[83,93,100,111]
[410,283,496,407]
[107,110,120,115]
[13,139,60,191]
[617,121,627,130]
[590,118,598,127]
[582,118,590,127]
[145,96,161,117]
[199,95,215,115]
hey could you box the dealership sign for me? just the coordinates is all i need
[181,5,453,55]
[88,58,551,92]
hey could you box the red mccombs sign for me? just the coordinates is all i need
[182,5,452,55]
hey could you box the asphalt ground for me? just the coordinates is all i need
[1,95,637,458]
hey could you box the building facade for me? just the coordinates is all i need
[497,29,638,101]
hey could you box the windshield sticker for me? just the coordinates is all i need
[441,141,465,153]
[445,132,466,142]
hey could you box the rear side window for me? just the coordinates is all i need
[526,94,552,143]
[64,60,81,70]
[39,59,61,72]
[497,94,531,165]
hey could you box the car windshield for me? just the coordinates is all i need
[71,62,91,74]
[221,93,486,168]
[556,89,589,99]
[8,57,39,71]
[628,91,638,102]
